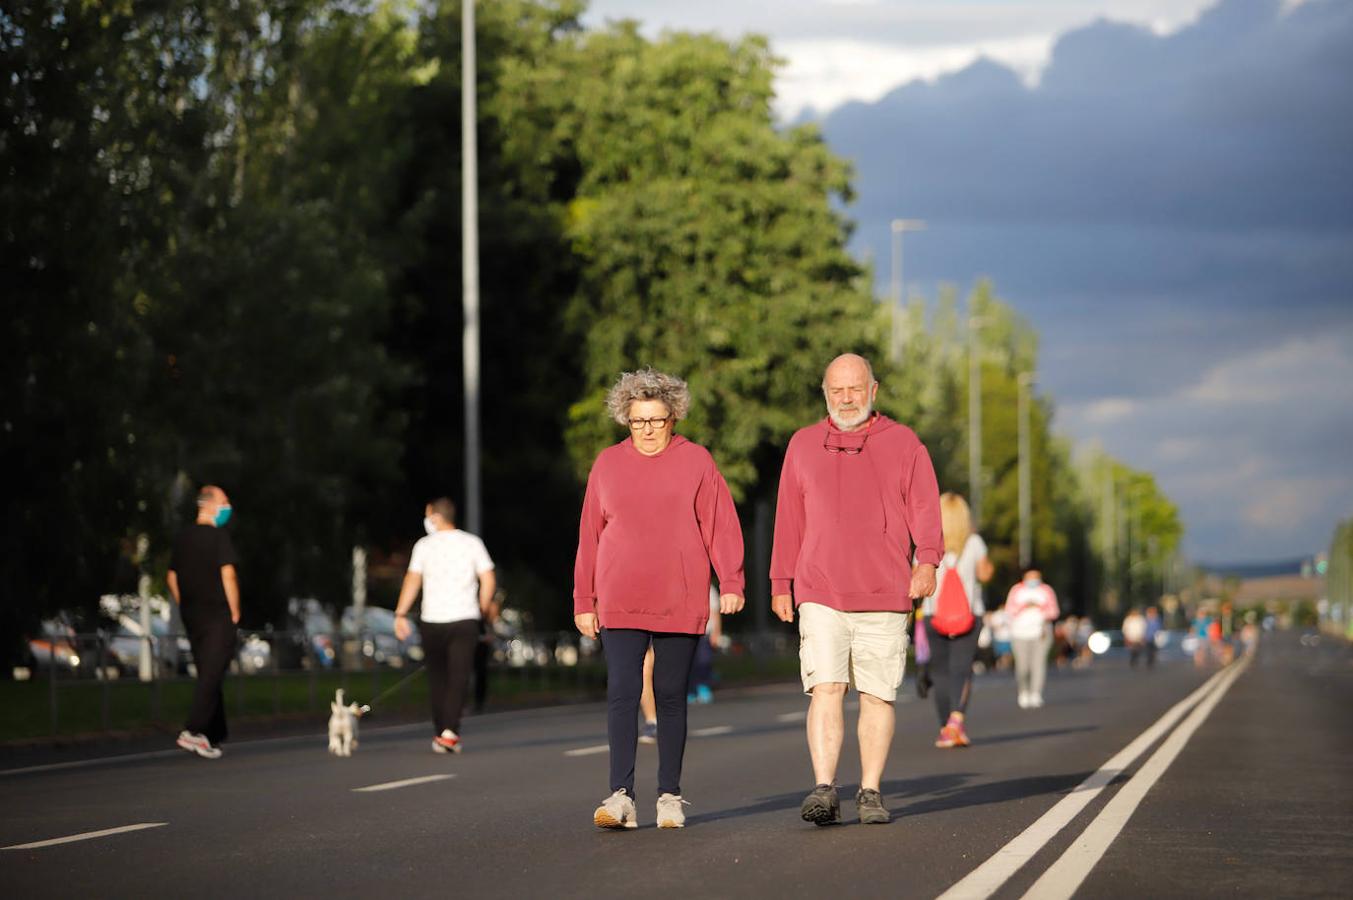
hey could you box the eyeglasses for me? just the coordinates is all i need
[823,433,869,455]
[629,416,673,432]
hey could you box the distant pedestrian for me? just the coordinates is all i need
[573,368,745,830]
[771,353,943,825]
[687,585,723,705]
[921,493,993,747]
[1005,569,1059,708]
[168,485,240,760]
[472,590,502,713]
[393,497,496,754]
[1123,607,1148,667]
[1143,605,1162,668]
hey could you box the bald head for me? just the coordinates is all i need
[822,353,878,430]
[822,353,875,389]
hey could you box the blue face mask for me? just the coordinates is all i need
[214,506,233,527]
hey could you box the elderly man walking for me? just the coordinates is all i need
[771,353,943,825]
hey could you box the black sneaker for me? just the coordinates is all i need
[856,788,890,824]
[800,784,841,826]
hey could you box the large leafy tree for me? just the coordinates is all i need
[552,27,885,500]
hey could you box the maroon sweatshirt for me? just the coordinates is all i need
[771,415,943,613]
[573,435,745,634]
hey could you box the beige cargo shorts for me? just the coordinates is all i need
[798,601,910,702]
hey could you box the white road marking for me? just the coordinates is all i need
[1022,653,1253,900]
[777,711,807,723]
[0,750,183,777]
[351,774,456,793]
[937,662,1237,900]
[0,722,433,777]
[3,822,167,850]
[564,744,610,757]
[691,725,734,737]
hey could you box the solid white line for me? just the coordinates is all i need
[3,822,167,850]
[351,774,456,793]
[937,663,1236,900]
[0,722,434,778]
[1022,653,1252,900]
[0,749,183,777]
[776,711,807,723]
[564,744,610,757]
[691,725,734,737]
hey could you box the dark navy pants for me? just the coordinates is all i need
[602,628,699,799]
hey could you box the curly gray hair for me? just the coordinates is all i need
[606,367,691,425]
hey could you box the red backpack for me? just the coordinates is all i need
[930,560,974,637]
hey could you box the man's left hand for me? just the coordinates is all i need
[909,564,937,600]
[719,593,744,615]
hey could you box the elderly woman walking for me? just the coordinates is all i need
[573,368,746,830]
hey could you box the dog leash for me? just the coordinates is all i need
[357,664,427,714]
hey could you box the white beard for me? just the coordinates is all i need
[829,402,873,431]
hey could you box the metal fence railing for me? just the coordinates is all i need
[9,626,798,742]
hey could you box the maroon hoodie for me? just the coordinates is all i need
[574,435,745,634]
[771,415,943,613]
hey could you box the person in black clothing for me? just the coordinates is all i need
[167,485,240,759]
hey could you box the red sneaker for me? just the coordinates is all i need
[935,724,958,748]
[432,729,462,754]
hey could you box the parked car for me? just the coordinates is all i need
[340,606,423,668]
[26,620,81,673]
[108,615,192,677]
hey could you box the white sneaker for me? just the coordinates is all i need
[1017,691,1030,709]
[431,729,462,754]
[176,730,222,760]
[1030,693,1044,708]
[656,793,689,829]
[594,789,638,829]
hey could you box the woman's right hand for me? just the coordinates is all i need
[574,612,599,639]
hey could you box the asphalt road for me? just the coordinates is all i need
[2,630,1349,899]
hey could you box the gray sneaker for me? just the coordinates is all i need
[856,788,890,824]
[594,789,638,829]
[656,793,689,828]
[800,783,841,826]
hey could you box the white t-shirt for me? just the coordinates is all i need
[922,533,988,617]
[408,529,495,623]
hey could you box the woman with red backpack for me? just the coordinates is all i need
[921,493,993,748]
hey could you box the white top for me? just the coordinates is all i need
[922,533,988,617]
[408,530,495,623]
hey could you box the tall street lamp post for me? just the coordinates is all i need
[462,0,481,533]
[889,219,926,362]
[1018,372,1035,569]
[968,315,988,526]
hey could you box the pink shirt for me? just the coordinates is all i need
[771,415,943,613]
[573,435,745,634]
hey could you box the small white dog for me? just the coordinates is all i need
[328,689,366,757]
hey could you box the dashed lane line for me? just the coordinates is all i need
[776,711,807,723]
[937,661,1238,900]
[691,725,734,737]
[3,822,167,851]
[351,774,456,793]
[1022,652,1253,900]
[564,723,735,756]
